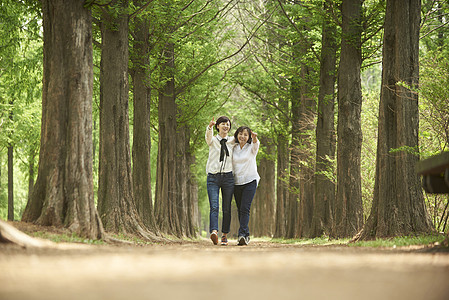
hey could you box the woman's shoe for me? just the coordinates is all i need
[210,231,218,245]
[238,236,247,246]
[221,235,228,246]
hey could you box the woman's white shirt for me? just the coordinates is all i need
[205,126,235,174]
[232,141,260,186]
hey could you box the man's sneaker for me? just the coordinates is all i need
[210,231,218,245]
[238,236,247,246]
[221,235,228,246]
[245,236,250,245]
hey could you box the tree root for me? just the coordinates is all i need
[0,220,55,248]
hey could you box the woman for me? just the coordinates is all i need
[205,116,235,245]
[232,126,260,246]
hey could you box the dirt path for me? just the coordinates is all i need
[1,238,449,300]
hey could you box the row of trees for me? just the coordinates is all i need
[1,0,448,241]
[238,0,447,239]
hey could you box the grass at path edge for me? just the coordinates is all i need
[270,233,446,248]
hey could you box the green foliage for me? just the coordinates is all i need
[30,231,106,245]
[388,145,420,157]
[350,234,446,248]
[419,50,449,155]
[417,1,449,231]
[0,0,42,220]
[272,234,445,248]
[2,0,449,238]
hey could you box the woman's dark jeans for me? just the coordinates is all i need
[234,180,257,237]
[207,172,234,234]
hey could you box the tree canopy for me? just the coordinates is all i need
[1,0,448,240]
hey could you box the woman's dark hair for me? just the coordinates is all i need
[215,116,232,132]
[234,126,252,144]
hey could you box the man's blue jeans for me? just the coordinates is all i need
[234,180,257,237]
[207,172,234,234]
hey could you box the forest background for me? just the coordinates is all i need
[0,0,448,241]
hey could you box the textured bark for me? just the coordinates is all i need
[274,133,289,238]
[334,0,364,238]
[186,151,199,237]
[286,75,301,239]
[97,1,157,240]
[274,100,289,238]
[175,125,197,238]
[298,74,316,238]
[153,32,198,237]
[22,0,103,239]
[176,127,188,237]
[230,202,239,237]
[7,145,13,221]
[8,99,14,221]
[27,151,35,203]
[358,0,434,239]
[312,0,337,238]
[154,42,182,236]
[289,27,316,238]
[130,3,158,233]
[250,135,275,237]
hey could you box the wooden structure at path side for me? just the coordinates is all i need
[416,152,449,194]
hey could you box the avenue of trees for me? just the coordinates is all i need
[1,0,448,241]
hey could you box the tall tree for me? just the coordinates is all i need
[312,0,337,238]
[153,0,222,238]
[97,0,157,240]
[7,135,13,221]
[175,124,197,237]
[8,101,14,221]
[22,0,103,239]
[154,39,183,236]
[250,135,275,237]
[358,0,434,239]
[298,64,316,238]
[334,0,364,238]
[154,39,199,237]
[276,0,320,238]
[286,58,301,238]
[274,103,289,238]
[130,0,158,233]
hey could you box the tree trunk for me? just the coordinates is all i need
[334,0,364,238]
[298,70,316,238]
[8,99,14,221]
[154,42,182,236]
[97,1,156,240]
[286,74,301,239]
[27,150,35,202]
[358,0,434,239]
[230,202,239,238]
[250,135,275,237]
[175,124,197,238]
[130,2,158,233]
[289,28,316,238]
[7,144,13,221]
[22,0,103,239]
[274,99,289,238]
[186,151,199,237]
[312,0,337,238]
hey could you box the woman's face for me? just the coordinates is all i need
[217,121,231,135]
[237,129,250,145]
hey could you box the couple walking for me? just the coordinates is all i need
[205,116,260,246]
